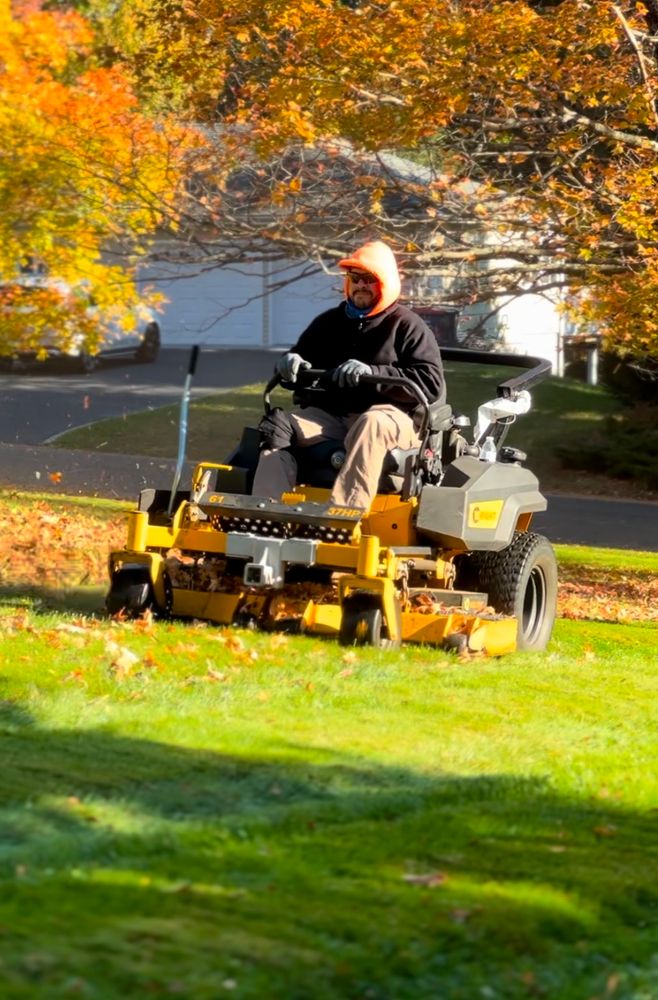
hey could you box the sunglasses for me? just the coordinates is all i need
[345,270,378,285]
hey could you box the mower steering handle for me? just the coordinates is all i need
[263,368,431,431]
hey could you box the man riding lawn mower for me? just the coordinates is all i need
[107,243,558,654]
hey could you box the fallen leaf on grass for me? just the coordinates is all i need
[166,641,200,658]
[142,651,162,670]
[62,670,87,686]
[402,871,447,887]
[341,651,358,665]
[268,634,289,650]
[606,972,621,995]
[208,632,258,662]
[132,609,154,633]
[161,881,192,895]
[593,825,617,838]
[0,611,31,632]
[212,632,245,652]
[54,623,88,635]
[180,670,229,686]
[105,641,140,678]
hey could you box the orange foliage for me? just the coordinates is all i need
[0,3,194,355]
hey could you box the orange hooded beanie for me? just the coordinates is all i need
[338,240,401,317]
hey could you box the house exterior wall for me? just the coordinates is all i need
[496,291,564,372]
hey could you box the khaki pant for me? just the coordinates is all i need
[252,403,419,509]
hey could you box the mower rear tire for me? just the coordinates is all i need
[106,567,155,618]
[339,593,401,650]
[458,532,557,651]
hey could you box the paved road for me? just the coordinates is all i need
[0,348,278,444]
[533,494,658,551]
[0,348,656,551]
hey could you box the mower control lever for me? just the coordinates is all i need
[264,368,431,433]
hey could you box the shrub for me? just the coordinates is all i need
[555,406,658,490]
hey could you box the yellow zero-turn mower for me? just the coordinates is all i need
[107,347,558,654]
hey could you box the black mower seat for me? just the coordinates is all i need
[222,402,465,497]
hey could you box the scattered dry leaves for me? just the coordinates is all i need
[1,499,654,628]
[558,564,658,623]
[0,498,126,589]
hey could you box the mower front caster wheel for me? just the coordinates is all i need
[339,594,400,650]
[106,567,155,618]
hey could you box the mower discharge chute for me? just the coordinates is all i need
[107,348,558,654]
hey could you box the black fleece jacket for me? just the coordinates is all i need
[289,301,445,416]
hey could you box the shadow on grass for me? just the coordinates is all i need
[0,583,106,616]
[0,700,657,999]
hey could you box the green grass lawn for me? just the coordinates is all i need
[52,365,625,494]
[2,560,658,997]
[2,494,658,997]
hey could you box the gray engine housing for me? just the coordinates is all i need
[415,456,547,551]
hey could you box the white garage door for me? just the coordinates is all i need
[140,258,340,348]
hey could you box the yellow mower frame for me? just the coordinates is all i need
[107,349,558,654]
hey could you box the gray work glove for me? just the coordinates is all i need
[276,352,311,383]
[332,358,372,388]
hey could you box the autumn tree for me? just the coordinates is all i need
[0,1,193,357]
[81,0,658,359]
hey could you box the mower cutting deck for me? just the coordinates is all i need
[107,348,558,654]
